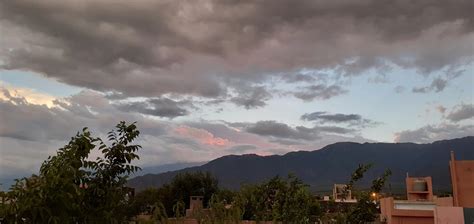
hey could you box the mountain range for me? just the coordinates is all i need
[128,136,474,193]
[132,162,206,178]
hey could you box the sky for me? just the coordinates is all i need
[0,0,473,186]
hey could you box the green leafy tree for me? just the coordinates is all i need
[127,188,162,216]
[235,175,321,223]
[1,121,142,223]
[127,172,219,220]
[199,192,242,223]
[152,201,168,223]
[164,172,218,217]
[343,164,392,224]
[172,200,186,219]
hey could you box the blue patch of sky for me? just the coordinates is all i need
[199,64,473,142]
[0,70,82,97]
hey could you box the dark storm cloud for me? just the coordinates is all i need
[292,85,347,101]
[116,98,191,118]
[245,120,354,140]
[1,0,473,100]
[446,104,474,122]
[230,86,271,109]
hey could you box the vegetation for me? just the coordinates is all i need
[341,164,392,224]
[235,175,321,223]
[130,174,321,223]
[0,121,142,223]
[129,172,219,218]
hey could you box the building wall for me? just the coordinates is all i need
[380,197,436,224]
[450,160,474,207]
[380,197,393,223]
[165,220,279,224]
[406,177,433,201]
[433,197,453,207]
[434,206,464,224]
[389,217,433,224]
[333,184,352,201]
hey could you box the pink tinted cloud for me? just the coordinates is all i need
[174,125,231,147]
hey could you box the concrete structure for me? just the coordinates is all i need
[332,184,356,202]
[434,207,464,224]
[450,151,474,208]
[380,196,454,224]
[189,196,203,210]
[406,176,433,201]
[380,151,474,224]
[185,196,205,217]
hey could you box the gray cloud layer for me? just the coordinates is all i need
[230,86,271,109]
[1,88,373,184]
[300,111,378,129]
[246,121,317,140]
[394,123,474,143]
[116,98,191,118]
[301,112,361,123]
[412,77,448,93]
[1,0,473,102]
[292,84,347,101]
[446,104,474,122]
[245,120,353,140]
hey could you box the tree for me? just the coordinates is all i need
[343,164,392,224]
[166,172,218,216]
[127,188,162,217]
[1,121,142,223]
[235,175,321,223]
[200,192,243,224]
[129,172,219,219]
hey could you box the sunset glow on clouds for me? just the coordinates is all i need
[0,82,57,107]
[174,126,231,147]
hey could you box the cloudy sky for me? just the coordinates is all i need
[0,0,473,185]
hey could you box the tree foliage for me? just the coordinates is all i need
[168,172,218,212]
[235,175,321,223]
[128,172,219,218]
[0,121,142,223]
[343,164,392,224]
[128,174,321,223]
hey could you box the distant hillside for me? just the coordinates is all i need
[128,136,474,193]
[132,162,206,177]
